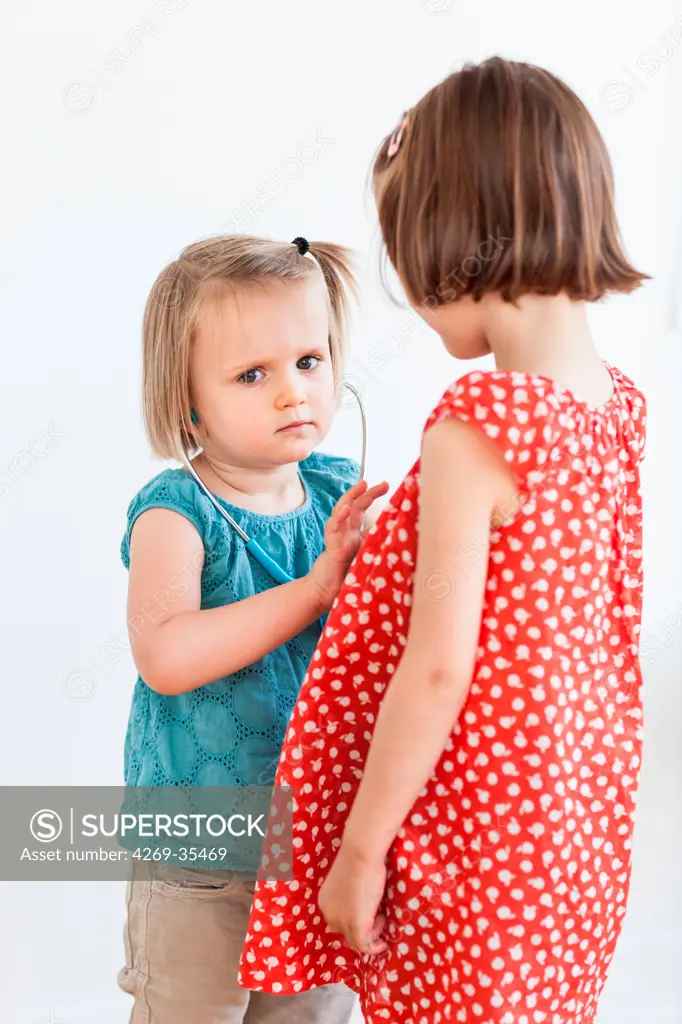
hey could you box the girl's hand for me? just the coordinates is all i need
[309,479,389,609]
[318,843,388,955]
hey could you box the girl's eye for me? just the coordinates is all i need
[297,355,321,371]
[238,368,264,384]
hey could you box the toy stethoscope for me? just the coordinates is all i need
[180,381,367,586]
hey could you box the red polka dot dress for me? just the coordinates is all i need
[239,365,647,1024]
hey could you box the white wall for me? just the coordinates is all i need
[1,0,681,1020]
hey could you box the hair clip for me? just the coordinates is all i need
[387,114,409,159]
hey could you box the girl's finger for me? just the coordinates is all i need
[365,912,388,955]
[347,923,364,953]
[351,496,381,521]
[339,480,368,507]
[328,504,352,532]
[349,919,380,955]
[349,482,390,514]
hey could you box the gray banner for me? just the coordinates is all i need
[0,786,293,881]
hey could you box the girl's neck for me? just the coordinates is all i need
[191,453,306,515]
[483,293,613,408]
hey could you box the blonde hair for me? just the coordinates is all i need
[372,57,648,308]
[142,235,358,462]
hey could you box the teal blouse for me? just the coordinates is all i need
[120,452,360,789]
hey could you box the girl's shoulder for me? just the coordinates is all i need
[429,366,570,420]
[428,362,646,435]
[424,367,574,450]
[125,465,197,506]
[424,363,646,493]
[120,467,218,569]
[431,362,645,415]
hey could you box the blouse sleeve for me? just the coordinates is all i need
[120,470,214,570]
[425,370,576,497]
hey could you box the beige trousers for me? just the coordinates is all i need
[117,865,357,1024]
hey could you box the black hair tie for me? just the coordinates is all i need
[291,236,310,256]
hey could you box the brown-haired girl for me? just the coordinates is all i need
[240,58,649,1024]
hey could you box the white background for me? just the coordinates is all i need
[1,0,681,1021]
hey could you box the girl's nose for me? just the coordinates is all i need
[275,378,307,410]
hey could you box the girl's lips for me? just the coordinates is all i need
[277,421,313,432]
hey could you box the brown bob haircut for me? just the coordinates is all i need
[372,57,648,308]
